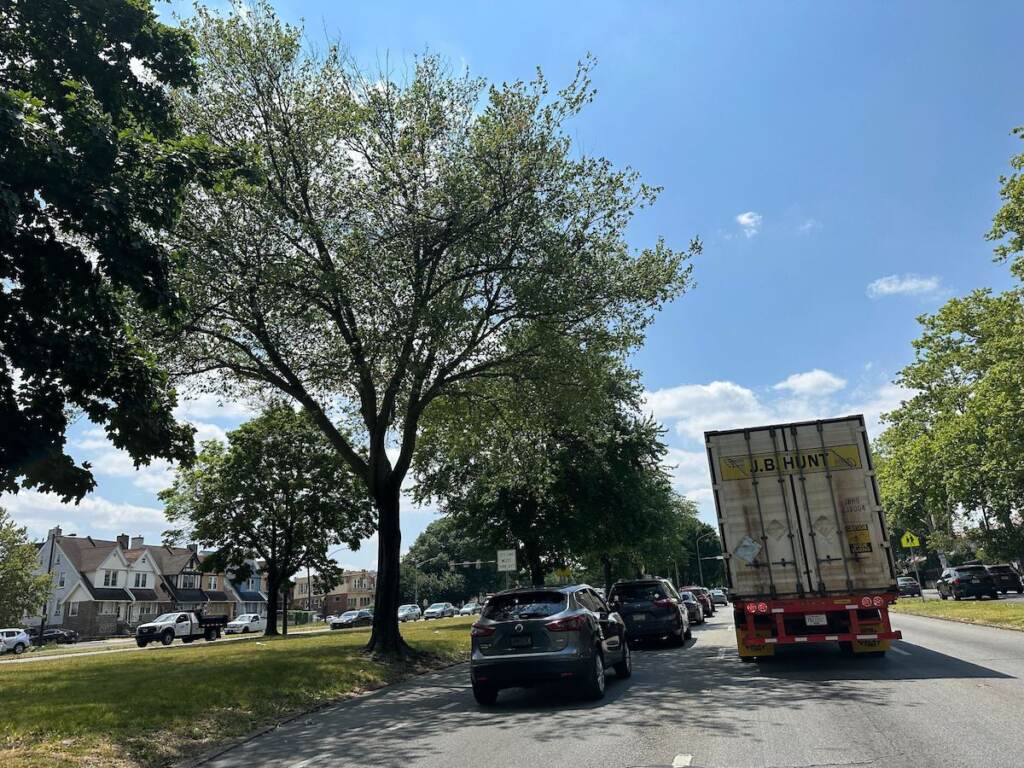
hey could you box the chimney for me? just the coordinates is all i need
[130,536,144,549]
[187,543,198,554]
[48,526,62,538]
[116,534,129,549]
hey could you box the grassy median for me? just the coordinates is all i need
[0,617,474,768]
[891,598,1024,631]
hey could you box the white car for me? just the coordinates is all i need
[398,604,422,622]
[458,602,482,616]
[423,602,456,619]
[225,613,266,634]
[0,628,32,655]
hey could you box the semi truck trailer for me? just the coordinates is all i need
[705,415,902,660]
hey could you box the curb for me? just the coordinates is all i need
[178,656,470,768]
[891,608,1024,633]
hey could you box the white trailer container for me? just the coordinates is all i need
[705,415,901,658]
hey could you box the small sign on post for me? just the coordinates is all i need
[497,549,517,572]
[900,531,920,548]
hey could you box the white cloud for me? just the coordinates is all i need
[174,391,256,422]
[2,489,168,541]
[644,381,767,441]
[773,369,846,397]
[735,211,763,238]
[866,273,943,299]
[797,218,821,234]
[191,421,228,444]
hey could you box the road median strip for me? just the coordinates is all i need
[0,617,474,768]
[891,599,1024,631]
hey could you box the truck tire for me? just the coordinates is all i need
[161,629,174,646]
[136,639,148,648]
[12,642,25,655]
[242,626,249,633]
[580,649,606,700]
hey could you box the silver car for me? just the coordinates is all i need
[398,604,422,622]
[469,585,630,705]
[0,628,31,655]
[423,602,455,619]
[459,602,482,616]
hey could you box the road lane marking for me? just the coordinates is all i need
[890,645,911,656]
[672,755,693,767]
[288,758,319,768]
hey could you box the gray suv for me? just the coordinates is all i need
[469,585,630,705]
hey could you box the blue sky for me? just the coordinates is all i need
[6,1,1023,571]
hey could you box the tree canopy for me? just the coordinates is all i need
[161,403,375,635]
[0,0,203,500]
[158,2,695,655]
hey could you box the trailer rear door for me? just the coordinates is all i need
[706,415,896,599]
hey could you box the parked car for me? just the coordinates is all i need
[27,627,79,645]
[680,585,715,617]
[608,578,691,644]
[680,591,705,624]
[710,588,729,606]
[225,613,266,634]
[469,584,630,705]
[986,564,1023,594]
[330,610,373,629]
[398,604,422,622]
[897,576,922,597]
[935,566,999,600]
[0,628,31,655]
[423,602,456,619]
[136,611,228,647]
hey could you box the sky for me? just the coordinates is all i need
[5,1,1023,572]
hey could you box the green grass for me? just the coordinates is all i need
[891,598,1024,631]
[0,617,474,768]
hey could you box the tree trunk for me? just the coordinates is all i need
[367,486,413,658]
[264,575,279,636]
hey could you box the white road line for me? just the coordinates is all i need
[288,757,319,768]
[383,723,405,731]
[672,755,693,767]
[890,645,911,656]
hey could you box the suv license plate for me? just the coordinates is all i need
[509,636,532,648]
[632,613,647,622]
[805,614,827,627]
[972,579,980,583]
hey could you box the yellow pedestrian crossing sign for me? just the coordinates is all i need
[900,531,921,548]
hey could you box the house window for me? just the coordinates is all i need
[58,571,66,587]
[180,573,198,589]
[134,572,147,588]
[103,570,112,586]
[68,602,79,617]
[52,600,60,616]
[99,602,116,615]
[208,576,217,591]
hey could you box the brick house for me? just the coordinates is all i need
[291,570,376,616]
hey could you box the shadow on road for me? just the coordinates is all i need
[206,618,1013,767]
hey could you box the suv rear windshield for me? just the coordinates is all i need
[482,592,567,620]
[955,566,989,576]
[897,577,917,583]
[610,582,668,603]
[988,565,1016,574]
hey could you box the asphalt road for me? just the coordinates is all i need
[201,609,1024,768]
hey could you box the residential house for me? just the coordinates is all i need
[291,570,376,616]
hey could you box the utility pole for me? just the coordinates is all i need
[696,530,716,587]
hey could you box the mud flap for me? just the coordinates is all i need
[736,626,775,658]
[852,620,891,654]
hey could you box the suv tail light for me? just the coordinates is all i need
[470,623,495,638]
[952,578,961,586]
[546,615,587,632]
[653,598,674,608]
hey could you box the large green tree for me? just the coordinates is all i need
[0,507,52,627]
[161,403,375,635]
[400,517,495,604]
[0,0,203,500]
[158,3,695,655]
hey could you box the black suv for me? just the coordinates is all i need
[936,565,999,600]
[986,564,1023,594]
[608,578,691,644]
[469,584,630,705]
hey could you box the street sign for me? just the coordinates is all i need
[900,531,921,548]
[497,549,517,572]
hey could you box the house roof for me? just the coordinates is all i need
[86,586,134,601]
[205,591,230,602]
[235,590,266,603]
[147,545,198,575]
[129,588,159,601]
[56,535,120,573]
[173,589,207,603]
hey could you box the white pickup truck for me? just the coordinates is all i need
[135,611,228,647]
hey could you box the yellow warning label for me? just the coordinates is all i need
[719,444,863,481]
[845,523,873,554]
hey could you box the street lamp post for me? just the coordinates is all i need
[696,530,717,587]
